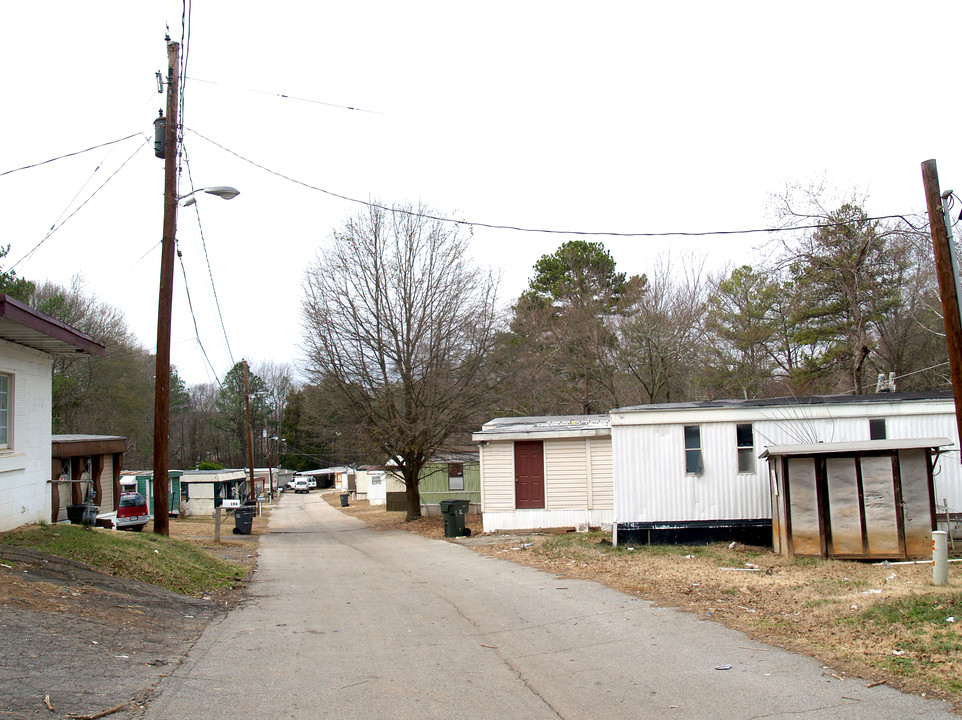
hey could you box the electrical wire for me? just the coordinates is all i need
[176,246,222,386]
[185,76,382,115]
[0,133,142,177]
[179,0,191,147]
[11,138,150,271]
[187,128,925,240]
[182,145,235,368]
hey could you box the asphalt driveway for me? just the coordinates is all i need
[142,493,958,719]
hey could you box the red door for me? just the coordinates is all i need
[514,440,545,509]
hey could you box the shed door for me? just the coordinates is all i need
[824,453,903,558]
[514,441,545,509]
[858,454,902,557]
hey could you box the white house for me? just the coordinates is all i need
[610,391,962,545]
[473,415,613,533]
[179,469,248,516]
[0,295,105,532]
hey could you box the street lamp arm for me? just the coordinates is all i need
[179,186,240,206]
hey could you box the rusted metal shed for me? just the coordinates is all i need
[761,438,950,560]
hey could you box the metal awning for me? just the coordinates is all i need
[0,295,105,356]
[760,437,952,458]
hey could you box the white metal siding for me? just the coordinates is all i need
[482,508,614,533]
[480,441,515,512]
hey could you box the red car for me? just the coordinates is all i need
[116,492,149,531]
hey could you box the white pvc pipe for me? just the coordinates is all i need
[933,530,948,586]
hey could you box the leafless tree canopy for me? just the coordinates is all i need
[301,204,499,518]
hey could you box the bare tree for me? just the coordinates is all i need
[616,255,707,404]
[302,204,499,519]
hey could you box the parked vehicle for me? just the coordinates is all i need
[116,492,149,531]
[293,479,309,494]
[307,478,316,489]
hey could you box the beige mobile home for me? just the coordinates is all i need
[473,415,613,533]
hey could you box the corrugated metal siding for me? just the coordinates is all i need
[545,439,589,510]
[481,441,515,512]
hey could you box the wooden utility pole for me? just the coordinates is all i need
[244,360,256,501]
[922,159,962,450]
[152,40,180,535]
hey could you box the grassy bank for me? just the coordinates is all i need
[0,522,245,597]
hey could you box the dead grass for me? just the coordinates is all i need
[326,493,962,710]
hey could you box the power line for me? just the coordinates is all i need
[188,128,925,240]
[182,145,235,368]
[176,246,222,386]
[11,139,150,271]
[0,133,143,177]
[185,76,382,114]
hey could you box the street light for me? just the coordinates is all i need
[180,186,241,206]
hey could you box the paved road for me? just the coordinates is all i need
[143,493,957,719]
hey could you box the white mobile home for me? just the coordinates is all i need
[179,469,248,516]
[610,392,962,545]
[473,415,613,533]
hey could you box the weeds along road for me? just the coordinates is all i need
[142,492,958,720]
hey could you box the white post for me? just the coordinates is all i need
[933,530,948,586]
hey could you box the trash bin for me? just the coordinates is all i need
[233,506,255,535]
[439,499,470,538]
[66,504,87,524]
[339,493,350,507]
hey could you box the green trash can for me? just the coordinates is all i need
[439,499,470,538]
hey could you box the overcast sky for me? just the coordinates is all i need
[3,2,961,387]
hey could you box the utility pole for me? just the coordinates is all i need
[244,360,257,501]
[152,39,180,535]
[922,159,962,451]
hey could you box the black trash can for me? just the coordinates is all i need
[233,506,255,535]
[66,504,86,524]
[339,493,350,507]
[439,499,470,538]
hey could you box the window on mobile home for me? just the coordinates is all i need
[736,423,755,474]
[869,418,886,440]
[684,425,703,474]
[448,462,464,491]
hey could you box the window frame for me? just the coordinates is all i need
[0,373,10,450]
[735,423,755,474]
[448,462,464,491]
[684,425,703,475]
[869,418,887,440]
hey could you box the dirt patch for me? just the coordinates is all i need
[327,493,962,711]
[0,510,261,720]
